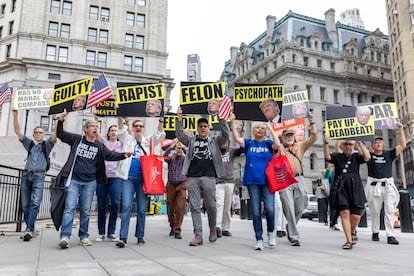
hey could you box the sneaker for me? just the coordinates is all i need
[189,235,203,246]
[276,231,286,238]
[95,235,105,242]
[32,231,40,238]
[372,233,380,242]
[23,232,32,242]
[209,229,218,242]
[107,234,119,242]
[169,230,175,237]
[255,240,264,250]
[330,226,340,231]
[222,230,232,237]
[387,236,399,245]
[290,239,301,246]
[174,233,182,239]
[216,227,222,238]
[80,238,92,246]
[268,231,276,247]
[116,238,127,248]
[137,237,145,245]
[59,237,70,249]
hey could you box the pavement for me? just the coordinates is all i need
[1,214,414,276]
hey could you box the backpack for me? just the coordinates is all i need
[27,141,50,171]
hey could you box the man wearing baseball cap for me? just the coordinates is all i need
[365,123,406,245]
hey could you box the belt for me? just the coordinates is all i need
[24,169,46,173]
[370,181,386,186]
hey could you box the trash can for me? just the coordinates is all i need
[399,189,413,233]
[240,199,248,220]
[247,198,253,220]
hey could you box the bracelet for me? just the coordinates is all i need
[324,141,329,145]
[309,122,315,125]
[159,119,164,123]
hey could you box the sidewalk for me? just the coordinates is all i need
[1,214,414,275]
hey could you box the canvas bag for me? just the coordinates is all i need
[141,138,166,195]
[265,151,298,193]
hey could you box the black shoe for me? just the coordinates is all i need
[116,238,127,248]
[387,236,399,245]
[276,231,286,238]
[23,233,32,242]
[138,237,146,245]
[175,233,182,239]
[290,239,301,246]
[222,230,232,237]
[330,226,340,231]
[372,233,380,242]
[216,227,222,238]
[169,231,175,237]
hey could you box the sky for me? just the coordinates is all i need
[166,1,388,109]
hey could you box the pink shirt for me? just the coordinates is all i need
[103,139,122,178]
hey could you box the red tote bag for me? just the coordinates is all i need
[265,153,298,193]
[141,139,166,195]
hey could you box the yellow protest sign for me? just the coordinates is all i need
[233,84,284,102]
[164,115,198,132]
[50,77,93,107]
[180,82,225,104]
[116,83,164,104]
[325,117,375,140]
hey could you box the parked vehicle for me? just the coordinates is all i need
[301,194,318,220]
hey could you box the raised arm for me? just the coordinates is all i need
[355,141,371,162]
[12,109,24,140]
[230,113,244,148]
[395,122,407,156]
[266,121,280,150]
[175,106,190,146]
[323,134,331,161]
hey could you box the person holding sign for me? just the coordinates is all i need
[175,107,229,246]
[365,123,406,245]
[323,138,370,250]
[259,99,281,123]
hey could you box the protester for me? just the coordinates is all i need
[365,123,406,245]
[275,192,287,238]
[175,107,229,246]
[259,98,281,123]
[12,109,56,241]
[163,139,187,240]
[94,124,123,242]
[115,117,165,247]
[231,113,280,250]
[216,139,242,237]
[316,169,329,225]
[232,190,241,216]
[324,138,370,250]
[57,110,131,249]
[279,113,317,246]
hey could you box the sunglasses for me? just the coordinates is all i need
[343,143,354,146]
[133,124,144,128]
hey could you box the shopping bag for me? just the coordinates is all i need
[265,153,298,193]
[141,139,166,195]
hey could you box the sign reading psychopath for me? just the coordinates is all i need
[13,88,53,110]
[359,102,399,130]
[48,77,93,115]
[281,89,309,120]
[179,82,226,115]
[163,113,198,139]
[233,83,284,121]
[94,98,117,116]
[115,82,164,117]
[325,105,374,141]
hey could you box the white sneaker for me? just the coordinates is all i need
[255,240,264,250]
[268,231,276,247]
[80,238,92,246]
[59,237,70,249]
[107,234,119,242]
[95,235,105,242]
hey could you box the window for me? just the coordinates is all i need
[334,89,339,104]
[330,62,335,70]
[60,23,70,38]
[137,0,146,6]
[135,35,144,49]
[88,28,97,42]
[125,33,133,47]
[8,21,14,35]
[127,0,136,4]
[89,5,99,20]
[97,52,107,67]
[137,14,145,28]
[46,45,57,61]
[5,44,11,58]
[58,47,68,62]
[134,57,143,72]
[101,8,110,22]
[126,12,135,26]
[86,51,96,66]
[48,73,61,80]
[292,54,296,63]
[99,29,108,43]
[40,116,52,132]
[48,22,59,36]
[62,1,72,15]
[321,110,326,122]
[306,85,312,100]
[0,26,3,39]
[303,56,308,66]
[317,59,322,69]
[50,0,60,14]
[11,0,16,12]
[310,153,316,170]
[320,87,325,102]
[1,4,5,18]
[124,56,133,71]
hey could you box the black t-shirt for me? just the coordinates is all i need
[367,149,396,178]
[72,138,99,181]
[187,138,216,177]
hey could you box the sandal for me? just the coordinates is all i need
[342,242,353,250]
[352,232,358,245]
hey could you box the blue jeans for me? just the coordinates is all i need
[119,175,147,239]
[21,172,45,233]
[96,178,122,236]
[247,184,275,241]
[60,179,97,239]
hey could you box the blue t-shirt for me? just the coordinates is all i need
[129,140,144,176]
[72,138,99,181]
[242,138,273,185]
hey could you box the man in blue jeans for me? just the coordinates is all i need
[56,110,131,249]
[12,109,56,242]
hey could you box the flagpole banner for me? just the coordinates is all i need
[233,83,284,121]
[115,82,164,117]
[358,102,399,130]
[13,88,53,110]
[325,105,375,141]
[179,81,226,115]
[94,98,118,116]
[281,89,309,120]
[163,113,198,139]
[48,77,93,115]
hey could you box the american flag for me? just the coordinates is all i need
[86,74,113,108]
[0,82,12,107]
[218,85,232,120]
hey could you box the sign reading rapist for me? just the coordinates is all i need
[179,81,226,115]
[233,83,284,121]
[48,77,93,115]
[325,106,374,141]
[281,89,309,120]
[359,102,399,130]
[13,88,53,110]
[115,82,165,117]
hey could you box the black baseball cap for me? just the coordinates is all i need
[197,118,209,125]
[374,136,383,141]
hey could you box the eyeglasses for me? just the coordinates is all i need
[176,147,182,150]
[133,124,144,128]
[198,125,209,128]
[34,131,44,134]
[343,143,354,146]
